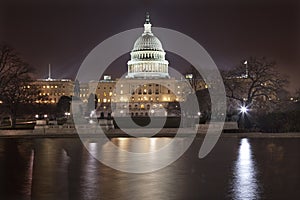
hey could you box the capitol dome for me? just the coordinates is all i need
[127,13,169,79]
[132,33,163,52]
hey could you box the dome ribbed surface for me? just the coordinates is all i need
[132,34,163,52]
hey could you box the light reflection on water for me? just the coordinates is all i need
[0,137,300,199]
[232,138,260,200]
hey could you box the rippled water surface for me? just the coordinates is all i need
[0,137,299,199]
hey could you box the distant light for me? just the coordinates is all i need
[104,75,111,80]
[35,114,39,118]
[90,110,95,118]
[197,112,201,116]
[44,114,48,118]
[244,60,248,65]
[185,74,193,79]
[150,109,154,114]
[240,106,248,114]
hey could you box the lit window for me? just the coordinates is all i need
[109,92,112,96]
[103,98,107,103]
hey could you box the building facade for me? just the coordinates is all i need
[76,15,193,117]
[32,77,74,104]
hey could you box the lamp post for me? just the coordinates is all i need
[238,104,249,130]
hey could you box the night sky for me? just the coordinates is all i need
[1,0,299,93]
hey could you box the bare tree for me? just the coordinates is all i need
[222,57,288,112]
[0,44,40,128]
[184,65,204,91]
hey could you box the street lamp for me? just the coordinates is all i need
[238,104,250,130]
[240,105,248,114]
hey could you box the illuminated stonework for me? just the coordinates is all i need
[127,13,169,79]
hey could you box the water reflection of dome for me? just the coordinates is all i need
[127,13,169,79]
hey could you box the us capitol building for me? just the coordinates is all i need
[100,14,192,117]
[31,14,196,117]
